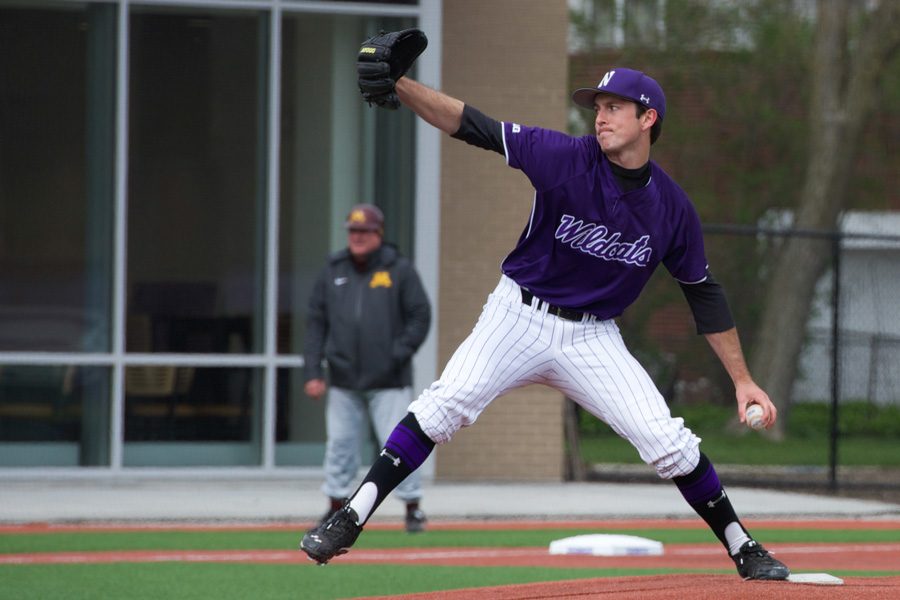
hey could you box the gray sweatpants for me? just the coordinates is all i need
[322,386,422,502]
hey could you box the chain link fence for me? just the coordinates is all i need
[575,217,900,496]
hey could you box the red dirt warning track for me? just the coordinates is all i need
[2,542,898,572]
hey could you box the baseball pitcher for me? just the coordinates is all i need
[301,29,789,582]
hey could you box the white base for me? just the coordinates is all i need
[787,573,844,585]
[549,534,663,556]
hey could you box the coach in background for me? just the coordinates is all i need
[303,203,431,533]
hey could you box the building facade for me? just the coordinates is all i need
[0,0,569,478]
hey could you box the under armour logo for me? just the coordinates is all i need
[640,94,650,104]
[707,490,727,509]
[380,449,401,467]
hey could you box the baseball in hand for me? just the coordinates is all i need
[745,404,765,430]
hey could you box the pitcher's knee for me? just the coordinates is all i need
[649,446,700,480]
[410,409,460,445]
[407,385,471,445]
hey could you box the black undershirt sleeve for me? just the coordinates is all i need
[450,104,505,154]
[679,270,735,334]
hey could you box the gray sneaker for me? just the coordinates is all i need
[300,506,362,565]
[731,540,790,580]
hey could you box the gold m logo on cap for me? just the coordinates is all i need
[349,210,367,224]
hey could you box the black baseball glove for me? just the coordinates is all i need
[357,28,428,109]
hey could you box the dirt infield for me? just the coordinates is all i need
[362,574,900,600]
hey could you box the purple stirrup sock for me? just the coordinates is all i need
[675,454,723,505]
[350,413,434,524]
[673,452,745,551]
[384,422,432,471]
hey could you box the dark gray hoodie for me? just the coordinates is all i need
[303,244,431,391]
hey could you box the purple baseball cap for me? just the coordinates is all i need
[572,68,666,121]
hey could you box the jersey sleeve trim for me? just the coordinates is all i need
[502,121,510,165]
[673,271,709,285]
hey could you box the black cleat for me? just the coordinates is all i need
[731,540,790,580]
[405,508,427,533]
[300,506,362,565]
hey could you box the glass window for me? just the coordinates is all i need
[0,3,116,353]
[126,7,266,354]
[0,365,110,467]
[276,13,416,464]
[277,13,416,355]
[275,367,325,466]
[123,366,262,466]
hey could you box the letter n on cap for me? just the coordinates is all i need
[599,70,616,88]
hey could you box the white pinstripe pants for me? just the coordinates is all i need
[409,275,701,479]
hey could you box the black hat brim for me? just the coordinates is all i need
[572,87,643,111]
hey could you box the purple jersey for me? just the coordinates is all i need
[500,123,708,319]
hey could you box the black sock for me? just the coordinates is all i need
[673,452,749,552]
[348,412,434,525]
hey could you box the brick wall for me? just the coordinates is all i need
[434,0,569,480]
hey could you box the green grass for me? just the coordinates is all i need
[2,525,897,600]
[580,433,900,466]
[0,564,691,600]
[578,402,900,467]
